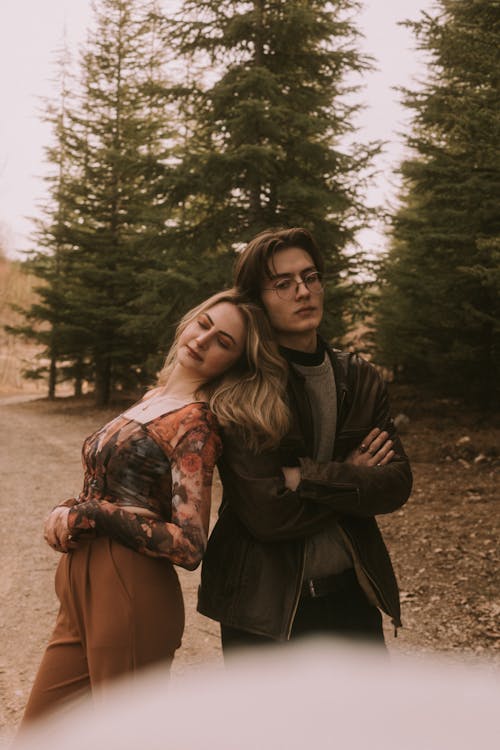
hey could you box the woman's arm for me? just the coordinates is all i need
[45,419,222,570]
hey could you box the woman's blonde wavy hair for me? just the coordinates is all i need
[157,289,290,453]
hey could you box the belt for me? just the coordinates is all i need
[301,568,357,599]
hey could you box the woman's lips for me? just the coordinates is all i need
[186,345,203,361]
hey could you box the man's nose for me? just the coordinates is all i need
[295,278,311,299]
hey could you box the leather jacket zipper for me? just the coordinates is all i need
[286,540,306,640]
[285,366,349,639]
[338,385,347,423]
[339,525,394,618]
[359,561,400,634]
[284,351,355,639]
[359,560,391,615]
[285,375,313,639]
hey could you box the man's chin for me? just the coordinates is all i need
[291,316,321,332]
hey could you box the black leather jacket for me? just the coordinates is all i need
[198,347,412,640]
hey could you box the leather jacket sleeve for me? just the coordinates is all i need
[298,455,411,516]
[299,372,412,517]
[218,356,412,542]
[218,441,348,541]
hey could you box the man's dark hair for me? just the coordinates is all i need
[234,227,324,301]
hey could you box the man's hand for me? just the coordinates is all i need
[346,428,394,467]
[44,506,77,553]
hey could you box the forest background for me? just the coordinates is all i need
[1,0,498,407]
[0,1,499,739]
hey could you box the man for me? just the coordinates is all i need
[198,227,412,649]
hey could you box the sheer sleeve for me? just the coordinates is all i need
[67,412,222,570]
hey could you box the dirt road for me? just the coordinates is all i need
[1,393,499,744]
[0,397,223,743]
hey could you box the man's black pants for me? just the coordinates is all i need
[220,569,385,653]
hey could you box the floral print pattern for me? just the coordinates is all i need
[62,403,222,569]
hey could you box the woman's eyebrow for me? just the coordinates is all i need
[205,313,237,344]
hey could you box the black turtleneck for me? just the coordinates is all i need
[279,336,326,367]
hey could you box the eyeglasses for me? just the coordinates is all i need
[262,271,324,300]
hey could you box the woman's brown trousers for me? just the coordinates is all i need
[21,537,184,723]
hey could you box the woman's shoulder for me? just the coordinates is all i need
[176,402,221,438]
[148,402,221,450]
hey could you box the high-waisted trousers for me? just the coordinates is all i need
[21,537,184,723]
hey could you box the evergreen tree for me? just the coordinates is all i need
[164,0,377,337]
[14,0,177,404]
[65,0,178,405]
[376,0,500,405]
[7,41,83,399]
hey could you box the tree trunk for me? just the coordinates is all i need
[73,357,84,398]
[94,356,111,407]
[48,353,57,400]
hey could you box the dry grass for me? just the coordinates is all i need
[0,258,45,394]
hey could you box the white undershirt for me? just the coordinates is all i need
[122,390,201,425]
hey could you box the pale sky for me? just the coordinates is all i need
[0,0,435,259]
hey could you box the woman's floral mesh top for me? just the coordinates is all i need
[61,402,222,569]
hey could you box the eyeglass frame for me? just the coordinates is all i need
[261,269,325,300]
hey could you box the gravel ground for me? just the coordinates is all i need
[1,392,498,744]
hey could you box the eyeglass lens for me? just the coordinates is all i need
[275,273,323,299]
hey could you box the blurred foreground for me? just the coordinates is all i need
[14,639,499,750]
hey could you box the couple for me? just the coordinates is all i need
[22,227,412,722]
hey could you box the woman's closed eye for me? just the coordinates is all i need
[217,336,231,349]
[197,317,210,329]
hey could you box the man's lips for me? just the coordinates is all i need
[295,306,317,315]
[186,345,203,361]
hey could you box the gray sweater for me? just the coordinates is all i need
[293,355,353,578]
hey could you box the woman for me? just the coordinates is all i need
[22,290,290,723]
